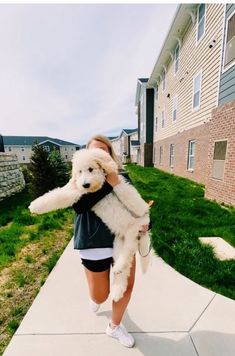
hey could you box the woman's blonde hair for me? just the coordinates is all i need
[86,134,122,169]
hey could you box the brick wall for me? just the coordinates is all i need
[0,153,25,201]
[205,100,235,206]
[153,122,210,184]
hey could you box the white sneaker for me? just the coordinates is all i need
[89,298,100,313]
[106,323,135,348]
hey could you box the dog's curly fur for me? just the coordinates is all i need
[29,148,151,301]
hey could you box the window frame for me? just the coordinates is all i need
[196,4,206,44]
[43,145,50,152]
[172,95,178,122]
[155,86,158,100]
[155,116,158,132]
[212,140,227,180]
[222,9,235,72]
[187,140,196,171]
[192,71,202,111]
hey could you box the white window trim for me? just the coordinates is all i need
[155,86,158,100]
[44,145,50,152]
[174,44,180,75]
[172,95,178,122]
[188,140,196,171]
[212,139,228,180]
[192,71,202,111]
[222,9,235,73]
[155,116,158,132]
[196,4,206,45]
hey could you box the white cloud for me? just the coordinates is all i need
[0,4,177,144]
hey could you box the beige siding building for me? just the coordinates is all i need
[148,4,225,184]
[136,3,235,206]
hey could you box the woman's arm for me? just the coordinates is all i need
[73,172,120,214]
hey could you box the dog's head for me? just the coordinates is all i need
[70,148,118,193]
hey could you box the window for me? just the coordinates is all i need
[197,4,206,42]
[44,146,50,152]
[192,72,202,110]
[21,147,24,151]
[161,110,165,128]
[155,86,158,100]
[169,144,174,167]
[65,155,68,159]
[172,96,178,121]
[8,147,12,152]
[212,140,227,180]
[188,140,196,170]
[162,70,166,91]
[159,146,163,165]
[224,11,235,69]
[155,117,158,132]
[22,156,25,161]
[153,146,156,163]
[174,44,180,74]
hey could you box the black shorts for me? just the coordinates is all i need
[81,257,113,272]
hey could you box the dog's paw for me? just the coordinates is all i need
[28,200,43,214]
[112,263,124,275]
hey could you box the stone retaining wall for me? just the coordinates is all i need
[0,153,25,201]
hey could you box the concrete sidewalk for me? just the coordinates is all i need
[3,239,235,356]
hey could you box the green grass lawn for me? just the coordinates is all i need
[126,164,235,300]
[0,189,73,354]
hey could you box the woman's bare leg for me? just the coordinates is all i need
[111,256,136,325]
[84,267,110,304]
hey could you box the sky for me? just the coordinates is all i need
[0,3,178,145]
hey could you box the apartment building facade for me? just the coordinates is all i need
[144,3,235,206]
[3,136,80,164]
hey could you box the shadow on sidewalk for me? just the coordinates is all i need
[98,310,235,356]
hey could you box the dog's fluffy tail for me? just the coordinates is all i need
[29,182,81,214]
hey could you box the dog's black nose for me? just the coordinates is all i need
[83,183,90,189]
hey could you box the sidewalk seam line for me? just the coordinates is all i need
[188,293,217,332]
[15,331,188,336]
[188,333,200,356]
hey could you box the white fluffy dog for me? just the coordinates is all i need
[29,148,151,301]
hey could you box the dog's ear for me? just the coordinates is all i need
[92,148,118,174]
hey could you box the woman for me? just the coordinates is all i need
[73,135,149,348]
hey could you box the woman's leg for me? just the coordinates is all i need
[84,267,110,304]
[111,256,136,325]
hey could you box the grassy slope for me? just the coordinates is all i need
[0,189,73,354]
[126,164,235,300]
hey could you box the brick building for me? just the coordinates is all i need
[137,3,235,206]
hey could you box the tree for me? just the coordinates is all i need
[49,149,70,187]
[28,144,57,198]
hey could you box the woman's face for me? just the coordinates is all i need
[88,140,110,154]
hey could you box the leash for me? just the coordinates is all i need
[137,233,152,257]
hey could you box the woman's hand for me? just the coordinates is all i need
[106,172,120,187]
[139,224,149,234]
